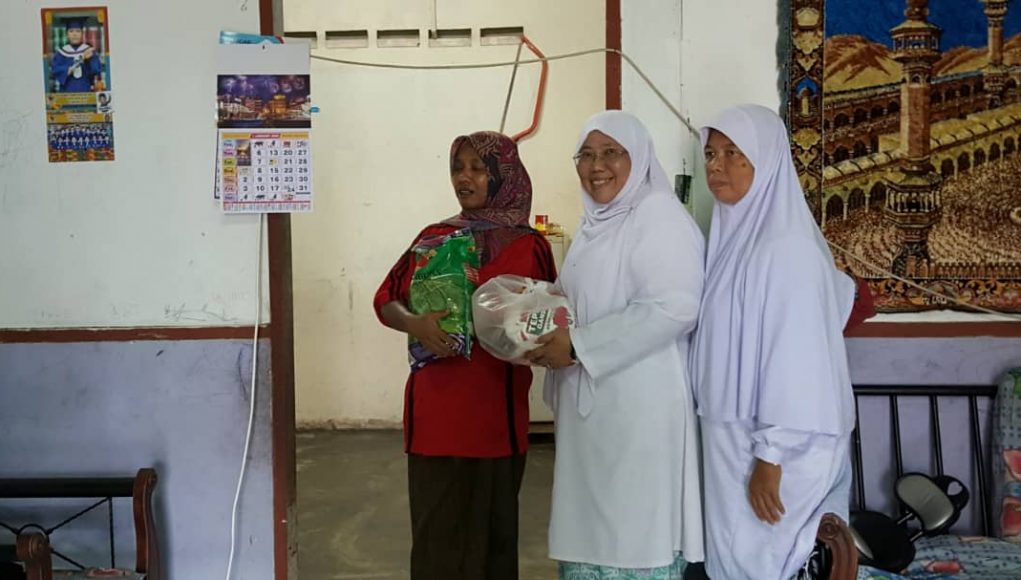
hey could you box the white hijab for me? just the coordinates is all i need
[691,105,855,434]
[574,110,674,241]
[552,110,702,417]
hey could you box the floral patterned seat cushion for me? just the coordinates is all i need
[856,535,1021,578]
[992,369,1021,541]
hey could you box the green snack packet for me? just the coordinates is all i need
[407,229,480,370]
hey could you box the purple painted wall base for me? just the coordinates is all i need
[0,339,275,579]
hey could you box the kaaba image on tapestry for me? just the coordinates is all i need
[784,0,1021,312]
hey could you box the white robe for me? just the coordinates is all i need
[546,111,705,568]
[702,420,851,580]
[691,105,856,580]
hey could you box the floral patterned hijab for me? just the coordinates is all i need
[441,131,535,264]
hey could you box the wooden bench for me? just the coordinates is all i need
[0,468,160,580]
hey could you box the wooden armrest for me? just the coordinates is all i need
[132,468,160,579]
[0,467,160,579]
[17,532,53,580]
[817,513,859,580]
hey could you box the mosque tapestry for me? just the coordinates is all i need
[782,0,1021,313]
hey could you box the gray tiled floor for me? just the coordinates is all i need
[297,430,557,579]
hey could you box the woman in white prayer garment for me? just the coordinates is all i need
[526,110,706,579]
[690,104,856,580]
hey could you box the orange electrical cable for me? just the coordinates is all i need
[511,36,548,142]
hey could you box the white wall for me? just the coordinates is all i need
[691,0,780,231]
[682,0,781,231]
[0,0,269,329]
[621,0,780,231]
[288,0,606,427]
[621,0,686,211]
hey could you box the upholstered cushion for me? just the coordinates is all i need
[992,368,1021,541]
[856,534,1021,578]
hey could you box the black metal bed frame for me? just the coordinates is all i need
[0,475,137,571]
[851,384,999,536]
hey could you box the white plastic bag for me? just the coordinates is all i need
[472,275,575,365]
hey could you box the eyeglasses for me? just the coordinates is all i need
[573,148,629,166]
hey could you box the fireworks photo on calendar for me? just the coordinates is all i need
[217,74,311,129]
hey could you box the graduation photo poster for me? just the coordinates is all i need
[41,6,114,163]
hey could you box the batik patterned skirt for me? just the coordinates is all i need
[558,552,688,580]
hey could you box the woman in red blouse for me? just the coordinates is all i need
[373,131,556,579]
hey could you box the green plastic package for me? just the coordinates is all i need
[407,229,480,370]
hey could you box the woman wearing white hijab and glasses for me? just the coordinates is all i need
[690,104,856,580]
[526,110,706,578]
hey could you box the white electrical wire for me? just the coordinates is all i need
[499,40,525,134]
[431,0,438,37]
[311,47,700,136]
[226,213,265,580]
[311,46,1021,322]
[828,239,1021,321]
